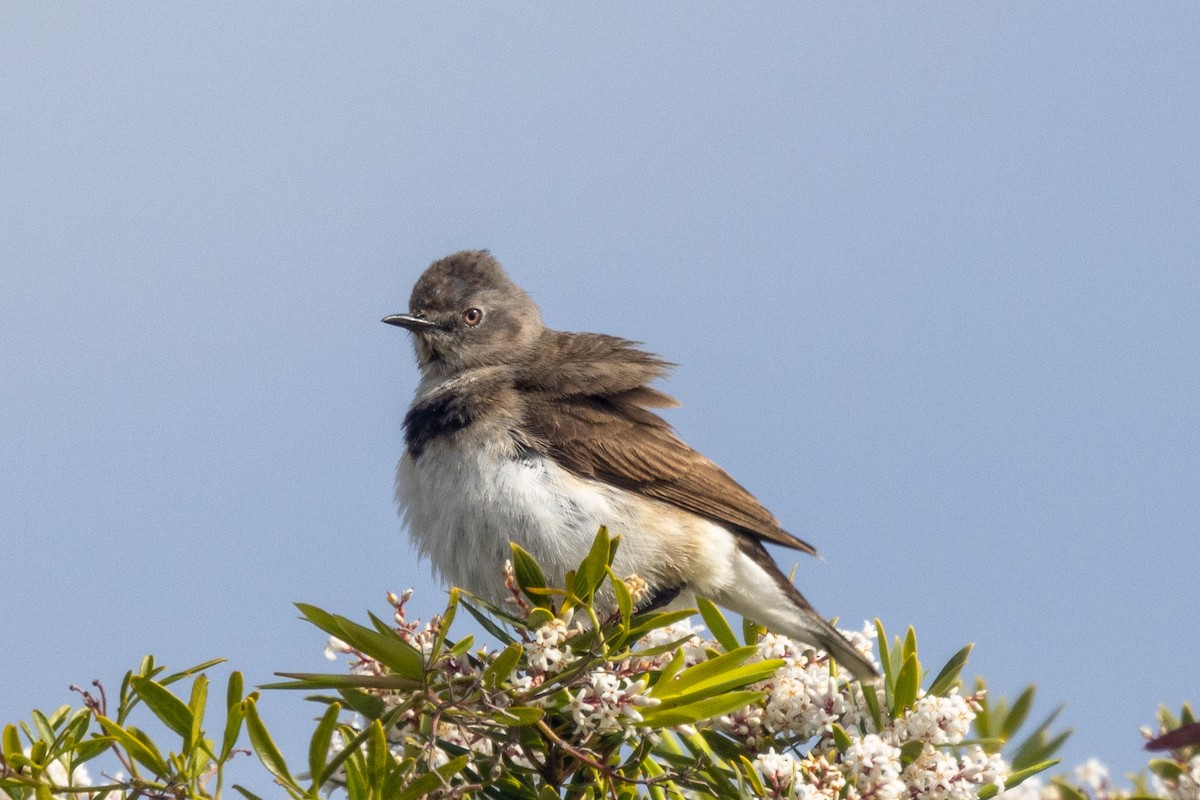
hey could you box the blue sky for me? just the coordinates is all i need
[2,4,1197,782]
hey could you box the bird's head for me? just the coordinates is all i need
[383,250,544,377]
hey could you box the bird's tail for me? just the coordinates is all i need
[715,543,882,682]
[807,615,882,682]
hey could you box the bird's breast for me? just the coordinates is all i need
[394,429,736,605]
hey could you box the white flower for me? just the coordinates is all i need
[756,748,799,794]
[523,618,576,672]
[562,668,659,738]
[893,689,976,745]
[1074,758,1109,793]
[843,733,905,800]
[324,635,352,661]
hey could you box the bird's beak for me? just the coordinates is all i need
[382,313,437,331]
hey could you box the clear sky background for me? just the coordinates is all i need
[2,4,1197,784]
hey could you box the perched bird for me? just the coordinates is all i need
[384,250,879,680]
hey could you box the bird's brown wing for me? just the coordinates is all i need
[522,392,817,555]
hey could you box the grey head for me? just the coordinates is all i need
[383,251,545,378]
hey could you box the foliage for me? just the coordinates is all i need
[0,529,1190,799]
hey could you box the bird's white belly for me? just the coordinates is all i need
[395,436,733,605]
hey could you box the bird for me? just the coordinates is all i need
[383,250,879,681]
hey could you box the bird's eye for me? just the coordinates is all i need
[462,307,483,326]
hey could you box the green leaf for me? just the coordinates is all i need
[396,754,469,800]
[337,688,388,721]
[220,697,245,761]
[1051,778,1089,800]
[977,760,1061,800]
[510,543,550,606]
[639,690,763,727]
[899,739,926,766]
[901,626,917,665]
[927,643,973,697]
[365,719,388,787]
[572,526,613,602]
[495,706,544,725]
[831,724,853,751]
[231,785,266,800]
[308,702,341,785]
[295,604,425,681]
[1002,686,1036,742]
[650,646,759,698]
[159,658,226,687]
[609,566,633,629]
[243,696,298,792]
[2,724,23,759]
[483,643,524,689]
[264,672,421,692]
[70,735,111,764]
[875,619,893,689]
[226,671,244,710]
[30,710,55,745]
[459,601,517,645]
[187,675,208,752]
[861,681,885,732]
[696,598,739,652]
[742,617,764,646]
[890,653,920,716]
[429,588,459,663]
[130,677,194,742]
[1149,759,1185,780]
[95,716,169,776]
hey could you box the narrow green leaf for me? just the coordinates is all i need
[226,671,244,711]
[307,702,341,784]
[70,736,111,764]
[429,588,459,663]
[2,724,23,759]
[483,643,524,689]
[608,566,633,629]
[496,706,544,725]
[95,716,169,776]
[231,785,266,800]
[187,675,208,752]
[396,754,469,800]
[266,672,422,692]
[639,690,763,727]
[459,600,517,645]
[130,677,194,742]
[742,617,764,646]
[1149,759,1184,780]
[510,543,550,606]
[831,724,852,751]
[650,646,757,698]
[30,710,55,745]
[1001,686,1036,742]
[861,681,885,731]
[220,698,245,761]
[874,619,893,690]
[1051,778,1089,800]
[696,598,739,652]
[899,739,925,766]
[653,648,687,694]
[891,653,920,716]
[365,720,388,787]
[160,658,226,688]
[295,603,425,681]
[621,609,698,644]
[927,644,973,697]
[902,626,917,665]
[243,697,298,791]
[977,760,1061,800]
[337,688,388,721]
